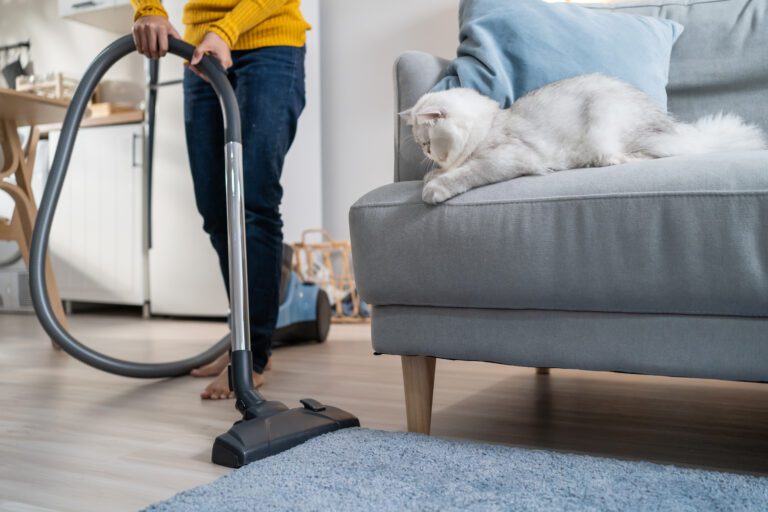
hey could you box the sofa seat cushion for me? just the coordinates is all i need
[350,151,768,317]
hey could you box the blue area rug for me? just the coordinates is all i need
[146,428,768,511]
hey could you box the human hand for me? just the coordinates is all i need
[132,15,181,59]
[187,32,233,81]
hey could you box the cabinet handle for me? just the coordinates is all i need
[132,133,142,168]
[72,1,97,8]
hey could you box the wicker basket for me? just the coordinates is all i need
[291,229,368,323]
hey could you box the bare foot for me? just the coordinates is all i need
[201,367,265,400]
[191,354,272,377]
[191,352,229,377]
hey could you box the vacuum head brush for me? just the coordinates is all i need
[212,398,360,468]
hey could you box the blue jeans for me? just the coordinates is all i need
[183,46,306,373]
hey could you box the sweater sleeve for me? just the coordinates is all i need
[207,0,288,48]
[130,0,168,21]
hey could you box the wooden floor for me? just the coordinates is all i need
[1,311,767,511]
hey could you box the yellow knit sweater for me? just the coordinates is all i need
[130,0,309,50]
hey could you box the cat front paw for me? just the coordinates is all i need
[423,169,443,184]
[422,180,455,205]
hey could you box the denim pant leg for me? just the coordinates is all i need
[183,46,306,373]
[183,68,229,291]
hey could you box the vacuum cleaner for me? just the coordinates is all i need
[28,35,359,468]
[274,244,332,345]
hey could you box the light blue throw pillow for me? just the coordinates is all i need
[432,0,684,109]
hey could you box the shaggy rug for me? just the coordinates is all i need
[145,428,768,511]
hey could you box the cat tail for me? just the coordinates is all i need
[646,113,767,157]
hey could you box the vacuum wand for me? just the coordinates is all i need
[223,130,273,413]
[223,139,258,405]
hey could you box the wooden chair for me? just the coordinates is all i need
[0,91,68,331]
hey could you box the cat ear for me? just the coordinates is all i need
[399,107,447,126]
[415,107,446,125]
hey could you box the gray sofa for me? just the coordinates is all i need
[349,0,768,435]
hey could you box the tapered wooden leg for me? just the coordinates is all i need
[401,355,436,434]
[1,121,68,341]
[536,367,550,375]
[12,212,68,328]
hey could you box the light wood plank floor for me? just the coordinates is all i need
[1,311,767,511]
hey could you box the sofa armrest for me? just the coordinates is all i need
[394,51,451,182]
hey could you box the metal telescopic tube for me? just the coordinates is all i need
[225,141,250,353]
[224,141,269,411]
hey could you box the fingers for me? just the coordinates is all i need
[132,17,180,59]
[132,19,144,54]
[190,46,205,66]
[191,33,233,71]
[212,49,233,70]
[137,23,154,58]
[144,26,154,58]
[158,26,168,57]
[147,26,159,59]
[132,28,144,55]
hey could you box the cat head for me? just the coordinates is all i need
[400,88,499,169]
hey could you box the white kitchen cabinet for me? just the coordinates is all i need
[149,81,229,317]
[48,123,148,306]
[58,0,133,33]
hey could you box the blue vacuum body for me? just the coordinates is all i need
[273,272,331,344]
[272,246,331,344]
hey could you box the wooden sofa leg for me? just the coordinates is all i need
[536,367,550,375]
[401,355,436,435]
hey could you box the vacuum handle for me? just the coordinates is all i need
[166,37,242,143]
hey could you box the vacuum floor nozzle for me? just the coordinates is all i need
[212,399,360,468]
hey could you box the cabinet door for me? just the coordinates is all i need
[48,123,147,305]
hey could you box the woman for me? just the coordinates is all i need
[130,0,309,399]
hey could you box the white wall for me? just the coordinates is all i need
[319,0,458,239]
[0,0,143,89]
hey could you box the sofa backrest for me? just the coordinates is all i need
[394,0,768,182]
[589,0,768,128]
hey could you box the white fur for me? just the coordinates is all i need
[401,74,768,204]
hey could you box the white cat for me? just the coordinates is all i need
[401,74,768,204]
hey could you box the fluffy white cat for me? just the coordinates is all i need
[401,74,767,204]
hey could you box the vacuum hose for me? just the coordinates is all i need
[29,35,242,378]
